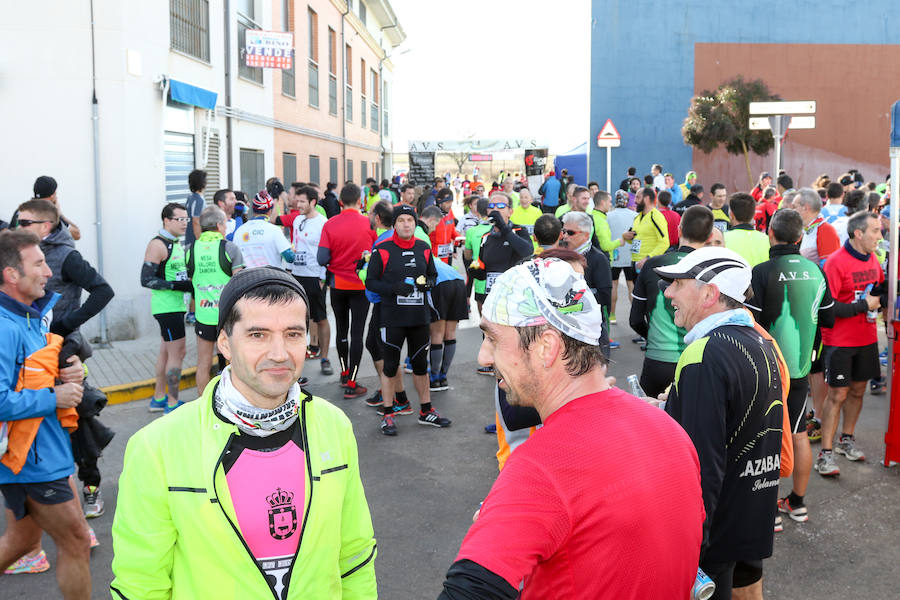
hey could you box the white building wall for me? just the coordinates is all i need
[1,0,278,340]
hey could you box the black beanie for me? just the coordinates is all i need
[392,204,417,226]
[217,267,309,333]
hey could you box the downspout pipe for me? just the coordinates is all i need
[224,0,234,187]
[89,0,111,347]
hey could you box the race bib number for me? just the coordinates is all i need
[485,272,502,293]
[175,270,189,282]
[397,289,424,306]
[437,243,453,257]
[714,221,728,233]
[524,224,535,236]
[630,239,642,254]
[294,251,308,266]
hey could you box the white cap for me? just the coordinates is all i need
[653,247,751,302]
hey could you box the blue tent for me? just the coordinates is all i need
[553,142,588,186]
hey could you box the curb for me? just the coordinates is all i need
[101,367,198,406]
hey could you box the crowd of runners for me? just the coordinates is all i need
[0,162,894,598]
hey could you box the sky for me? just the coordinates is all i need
[387,0,589,155]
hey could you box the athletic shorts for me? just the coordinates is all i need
[733,559,764,588]
[786,377,809,434]
[823,343,880,387]
[639,357,676,400]
[474,292,487,305]
[432,280,469,322]
[611,265,636,282]
[195,322,218,342]
[295,276,328,323]
[809,329,824,374]
[381,325,430,377]
[1,477,74,521]
[154,311,186,342]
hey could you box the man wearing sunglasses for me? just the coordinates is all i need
[560,211,611,357]
[141,202,192,414]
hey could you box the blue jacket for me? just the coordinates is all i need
[667,185,684,206]
[434,257,464,284]
[540,178,561,207]
[0,290,75,484]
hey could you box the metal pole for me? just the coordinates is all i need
[773,133,782,181]
[89,0,111,347]
[224,0,233,188]
[605,146,611,193]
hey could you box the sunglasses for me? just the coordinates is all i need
[561,229,582,236]
[16,219,51,227]
[487,202,508,209]
[168,216,191,222]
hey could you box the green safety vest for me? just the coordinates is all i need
[187,231,233,326]
[151,235,188,315]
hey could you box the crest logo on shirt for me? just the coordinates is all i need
[242,231,250,242]
[266,487,297,540]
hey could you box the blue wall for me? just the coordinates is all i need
[589,0,900,189]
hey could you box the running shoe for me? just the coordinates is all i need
[609,313,617,324]
[4,550,50,574]
[148,396,167,413]
[340,370,349,386]
[806,418,822,443]
[870,377,886,395]
[430,375,448,392]
[609,340,620,349]
[484,423,497,434]
[320,358,334,375]
[403,357,413,374]
[343,383,368,399]
[439,376,448,390]
[777,497,809,523]
[631,336,645,344]
[815,451,840,476]
[476,366,494,376]
[306,346,321,360]
[880,350,889,366]
[392,400,414,415]
[380,415,398,436]
[418,409,451,428]
[835,435,866,461]
[164,400,184,414]
[88,526,99,549]
[83,485,104,519]
[774,514,783,533]
[365,390,383,408]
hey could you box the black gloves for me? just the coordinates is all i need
[393,281,414,296]
[171,279,193,293]
[415,277,433,292]
[488,211,511,233]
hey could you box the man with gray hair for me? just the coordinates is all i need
[187,206,244,396]
[792,187,840,267]
[560,211,611,355]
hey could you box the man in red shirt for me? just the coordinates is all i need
[816,211,884,477]
[317,184,377,398]
[430,189,458,265]
[754,186,781,232]
[657,189,681,248]
[438,257,705,600]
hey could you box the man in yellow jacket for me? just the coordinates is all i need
[111,267,377,600]
[622,187,670,271]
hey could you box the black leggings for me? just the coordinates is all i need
[330,289,370,381]
[382,325,430,377]
[365,303,383,362]
[639,357,677,399]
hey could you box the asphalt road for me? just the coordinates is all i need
[4,287,900,599]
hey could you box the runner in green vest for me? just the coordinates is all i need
[187,206,244,394]
[141,202,192,413]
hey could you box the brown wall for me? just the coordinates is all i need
[692,43,900,191]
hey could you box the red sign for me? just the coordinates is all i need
[469,154,493,162]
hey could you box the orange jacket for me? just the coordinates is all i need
[1,333,78,475]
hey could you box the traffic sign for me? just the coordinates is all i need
[749,116,816,130]
[596,119,621,148]
[749,100,816,115]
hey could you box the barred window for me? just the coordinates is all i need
[170,0,210,62]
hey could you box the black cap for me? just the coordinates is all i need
[33,176,57,199]
[217,267,309,333]
[392,204,417,226]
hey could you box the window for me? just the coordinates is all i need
[330,157,338,184]
[308,9,319,107]
[382,82,389,136]
[309,155,320,185]
[239,148,265,197]
[164,131,195,204]
[283,153,297,186]
[281,0,295,97]
[344,44,353,121]
[369,69,379,132]
[346,159,354,183]
[361,161,367,182]
[374,162,379,183]
[170,0,210,62]
[358,1,366,25]
[238,2,263,84]
[360,58,367,128]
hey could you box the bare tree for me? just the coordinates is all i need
[449,151,468,175]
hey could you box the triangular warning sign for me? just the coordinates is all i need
[597,119,620,140]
